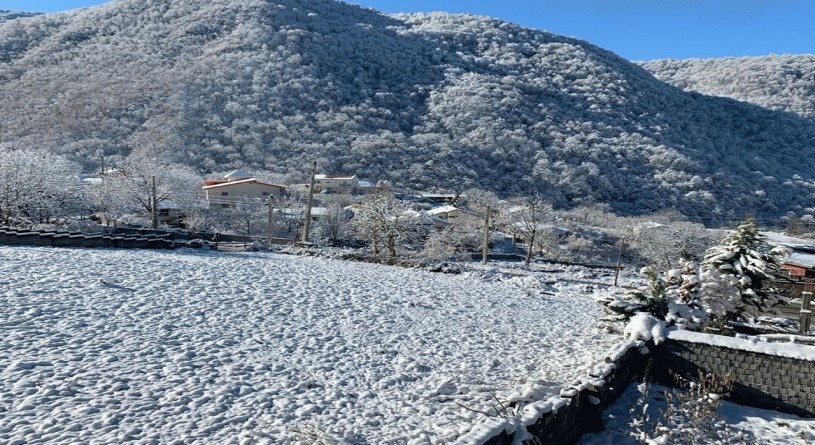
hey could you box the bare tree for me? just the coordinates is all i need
[626,219,717,268]
[312,198,351,246]
[506,194,554,265]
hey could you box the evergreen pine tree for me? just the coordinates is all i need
[702,217,787,321]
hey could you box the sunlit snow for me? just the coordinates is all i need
[0,246,620,443]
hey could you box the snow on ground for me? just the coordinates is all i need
[0,246,621,444]
[578,383,815,445]
[762,231,815,246]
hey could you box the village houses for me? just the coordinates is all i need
[202,170,286,208]
[313,174,359,194]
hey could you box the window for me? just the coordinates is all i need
[221,191,229,196]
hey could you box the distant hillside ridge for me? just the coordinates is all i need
[0,10,42,23]
[642,55,815,118]
[1,0,815,224]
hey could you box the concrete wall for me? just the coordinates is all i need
[204,181,284,205]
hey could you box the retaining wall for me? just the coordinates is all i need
[0,228,177,250]
[476,330,815,445]
[654,330,815,417]
[478,342,649,445]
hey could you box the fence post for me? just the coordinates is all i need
[801,291,812,334]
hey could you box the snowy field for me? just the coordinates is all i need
[0,246,621,444]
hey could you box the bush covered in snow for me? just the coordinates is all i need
[600,217,789,331]
[630,372,755,444]
[599,260,739,331]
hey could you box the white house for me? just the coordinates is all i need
[426,205,460,220]
[202,170,286,208]
[314,174,359,194]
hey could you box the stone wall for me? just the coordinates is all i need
[480,342,649,445]
[477,331,815,444]
[0,228,177,250]
[654,333,815,417]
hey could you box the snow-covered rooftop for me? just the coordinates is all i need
[224,169,252,181]
[315,174,356,180]
[783,251,815,269]
[202,178,285,190]
[426,205,458,216]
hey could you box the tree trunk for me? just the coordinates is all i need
[525,234,535,265]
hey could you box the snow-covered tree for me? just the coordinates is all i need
[599,266,672,323]
[703,217,788,321]
[0,148,85,226]
[599,260,741,331]
[506,195,553,265]
[312,200,351,246]
[351,193,427,259]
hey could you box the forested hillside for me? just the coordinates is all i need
[0,10,40,23]
[642,55,815,118]
[2,0,815,223]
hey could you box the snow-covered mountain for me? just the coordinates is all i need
[1,0,815,223]
[0,10,40,23]
[642,55,815,118]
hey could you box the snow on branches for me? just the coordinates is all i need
[599,259,742,332]
[703,217,788,321]
[601,217,789,335]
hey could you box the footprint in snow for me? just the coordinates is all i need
[435,379,457,396]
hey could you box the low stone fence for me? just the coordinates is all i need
[0,228,177,250]
[466,342,649,445]
[471,329,815,444]
[654,330,815,417]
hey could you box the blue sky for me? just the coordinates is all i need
[3,0,814,60]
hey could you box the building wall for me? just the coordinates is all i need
[781,264,808,278]
[205,182,284,206]
[314,177,358,194]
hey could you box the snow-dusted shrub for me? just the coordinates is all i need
[598,266,672,324]
[630,372,754,444]
[623,312,666,344]
[599,260,741,331]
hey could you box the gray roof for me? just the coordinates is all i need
[224,169,252,180]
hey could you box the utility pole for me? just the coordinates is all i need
[100,155,106,175]
[302,161,317,243]
[801,291,812,334]
[150,175,158,229]
[267,196,274,244]
[482,206,490,265]
[613,238,625,287]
